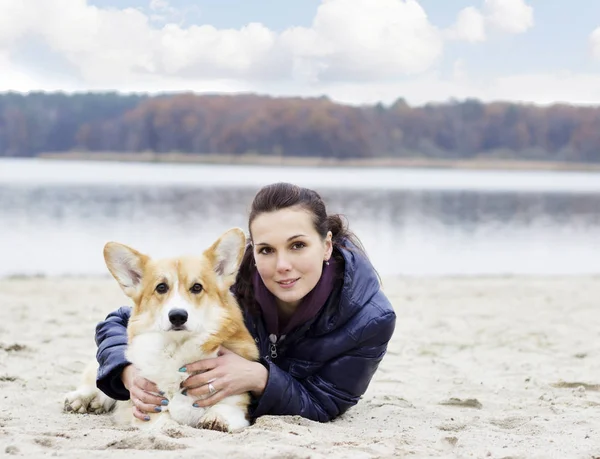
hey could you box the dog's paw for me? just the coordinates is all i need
[197,412,230,432]
[197,403,250,432]
[64,386,116,414]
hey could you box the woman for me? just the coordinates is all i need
[95,182,396,423]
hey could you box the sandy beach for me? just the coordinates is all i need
[1,275,599,458]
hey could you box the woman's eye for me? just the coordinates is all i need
[155,283,169,294]
[291,242,305,250]
[190,283,203,294]
[259,247,273,255]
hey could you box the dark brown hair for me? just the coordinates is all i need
[234,182,370,314]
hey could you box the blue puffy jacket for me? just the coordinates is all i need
[95,243,396,422]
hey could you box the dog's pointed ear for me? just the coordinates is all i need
[206,228,246,285]
[103,242,149,298]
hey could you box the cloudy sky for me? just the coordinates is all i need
[1,0,600,106]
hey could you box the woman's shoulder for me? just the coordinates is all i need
[332,242,395,330]
[335,242,383,305]
[342,288,395,345]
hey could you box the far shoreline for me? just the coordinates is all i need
[33,151,600,173]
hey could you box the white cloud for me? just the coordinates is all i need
[484,0,534,34]
[0,0,443,91]
[147,0,201,26]
[447,0,533,43]
[446,7,486,43]
[485,72,600,105]
[452,59,468,82]
[150,0,172,11]
[590,27,600,60]
[148,0,178,23]
[282,0,443,81]
[0,51,42,91]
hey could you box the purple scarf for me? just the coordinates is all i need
[253,259,338,337]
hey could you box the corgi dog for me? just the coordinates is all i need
[64,227,259,432]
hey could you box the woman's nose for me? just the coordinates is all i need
[276,253,292,271]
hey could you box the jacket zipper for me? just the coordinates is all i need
[268,333,286,359]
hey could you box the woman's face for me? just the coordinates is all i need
[251,207,332,311]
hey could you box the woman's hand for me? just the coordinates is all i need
[122,364,168,421]
[180,347,268,408]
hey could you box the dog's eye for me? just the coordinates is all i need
[155,283,169,294]
[190,283,203,294]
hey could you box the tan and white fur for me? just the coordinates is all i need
[64,227,259,432]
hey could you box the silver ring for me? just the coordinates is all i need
[208,382,216,395]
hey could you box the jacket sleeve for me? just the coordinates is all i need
[95,306,132,400]
[250,309,396,422]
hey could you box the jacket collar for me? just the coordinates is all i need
[309,241,381,336]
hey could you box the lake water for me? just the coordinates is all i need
[1,157,599,278]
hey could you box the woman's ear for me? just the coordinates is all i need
[324,231,333,260]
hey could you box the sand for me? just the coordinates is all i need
[0,275,599,458]
[38,151,600,172]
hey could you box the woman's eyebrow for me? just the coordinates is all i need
[255,234,307,246]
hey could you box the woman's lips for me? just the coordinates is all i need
[277,278,299,289]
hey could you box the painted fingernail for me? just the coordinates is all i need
[158,391,165,396]
[154,407,162,412]
[161,399,169,406]
[192,403,199,408]
[144,415,150,421]
[178,367,187,372]
[181,390,187,396]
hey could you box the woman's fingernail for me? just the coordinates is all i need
[154,407,162,412]
[161,399,169,406]
[178,367,187,372]
[181,390,187,396]
[144,415,150,421]
[192,403,199,408]
[159,390,165,396]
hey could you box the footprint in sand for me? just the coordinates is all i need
[550,381,600,391]
[490,416,532,429]
[438,397,483,409]
[254,415,316,429]
[0,343,31,353]
[33,437,54,448]
[436,422,467,432]
[368,394,414,408]
[490,416,546,436]
[105,434,187,450]
[162,427,189,439]
[40,431,71,439]
[5,445,19,455]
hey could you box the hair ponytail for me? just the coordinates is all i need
[326,213,368,264]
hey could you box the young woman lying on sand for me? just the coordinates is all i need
[94,182,397,422]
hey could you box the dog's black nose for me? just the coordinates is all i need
[168,309,188,327]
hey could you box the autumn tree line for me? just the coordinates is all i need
[1,91,599,163]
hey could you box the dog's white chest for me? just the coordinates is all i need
[126,333,214,401]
